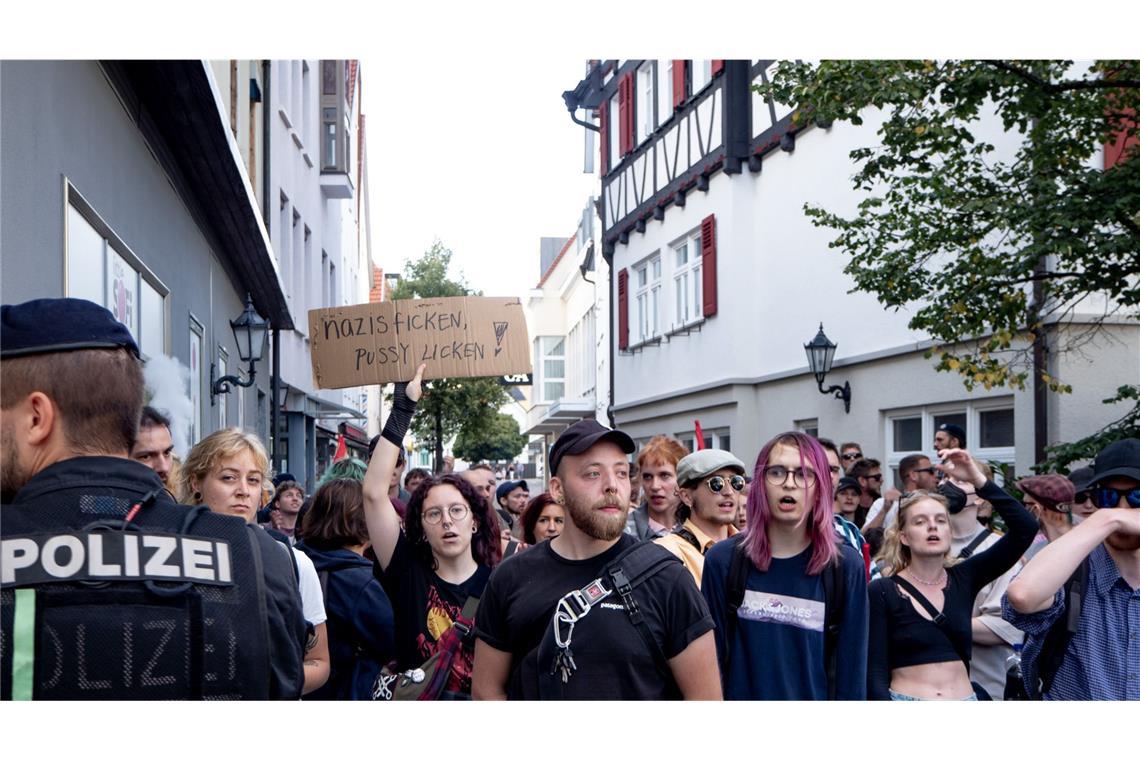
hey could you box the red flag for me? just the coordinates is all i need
[333,434,348,461]
[693,420,705,450]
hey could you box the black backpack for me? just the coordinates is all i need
[1030,557,1089,700]
[723,536,847,699]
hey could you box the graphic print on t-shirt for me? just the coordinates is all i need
[417,582,473,693]
[738,590,824,632]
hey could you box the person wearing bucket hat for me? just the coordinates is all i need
[472,419,720,700]
[655,449,747,585]
[1004,438,1140,699]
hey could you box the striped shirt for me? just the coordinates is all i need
[1001,544,1140,700]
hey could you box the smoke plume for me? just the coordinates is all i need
[143,354,194,459]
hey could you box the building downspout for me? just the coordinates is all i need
[271,326,281,470]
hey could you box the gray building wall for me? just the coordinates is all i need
[1,60,269,444]
[614,323,1139,482]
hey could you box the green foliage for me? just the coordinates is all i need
[452,411,527,463]
[756,60,1139,465]
[385,241,508,469]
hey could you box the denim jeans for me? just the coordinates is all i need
[889,689,978,701]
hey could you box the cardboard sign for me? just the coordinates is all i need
[307,296,533,389]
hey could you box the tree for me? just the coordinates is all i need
[756,60,1139,470]
[388,241,511,472]
[452,411,527,464]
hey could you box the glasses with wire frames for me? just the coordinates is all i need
[702,474,747,494]
[422,503,471,525]
[762,465,818,488]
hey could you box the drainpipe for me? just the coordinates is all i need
[271,326,281,470]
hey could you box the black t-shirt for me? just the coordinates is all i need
[475,534,713,700]
[373,532,491,695]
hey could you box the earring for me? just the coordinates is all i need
[472,523,478,533]
[193,491,202,502]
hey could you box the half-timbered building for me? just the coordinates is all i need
[563,59,1138,481]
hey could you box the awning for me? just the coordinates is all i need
[525,398,596,437]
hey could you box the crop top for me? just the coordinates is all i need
[866,480,1036,699]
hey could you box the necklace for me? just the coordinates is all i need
[907,568,946,587]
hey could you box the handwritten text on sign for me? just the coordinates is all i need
[307,296,532,388]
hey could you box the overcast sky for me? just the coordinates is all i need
[364,57,598,300]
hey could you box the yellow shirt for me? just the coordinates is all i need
[654,519,738,587]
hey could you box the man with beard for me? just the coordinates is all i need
[0,298,306,700]
[494,479,529,539]
[655,449,746,585]
[130,405,176,488]
[471,419,720,700]
[1004,439,1140,699]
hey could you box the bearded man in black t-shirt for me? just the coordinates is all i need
[472,420,720,700]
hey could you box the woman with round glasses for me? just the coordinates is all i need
[656,449,747,585]
[868,448,1035,700]
[363,365,502,698]
[702,432,869,700]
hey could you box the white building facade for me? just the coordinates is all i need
[523,199,611,480]
[565,59,1138,483]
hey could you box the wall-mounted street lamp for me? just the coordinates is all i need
[211,293,269,406]
[804,323,851,414]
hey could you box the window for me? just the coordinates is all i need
[637,63,655,144]
[66,188,167,360]
[566,309,596,399]
[301,61,311,145]
[691,60,712,93]
[279,193,291,297]
[608,90,620,173]
[534,336,565,403]
[795,419,819,439]
[189,316,204,444]
[634,255,661,342]
[885,400,1016,486]
[672,231,702,326]
[676,428,731,455]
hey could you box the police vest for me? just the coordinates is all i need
[1,490,275,700]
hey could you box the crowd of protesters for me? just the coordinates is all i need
[2,297,1139,702]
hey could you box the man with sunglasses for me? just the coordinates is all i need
[863,454,936,532]
[656,450,746,585]
[1004,438,1140,700]
[839,442,863,474]
[1067,466,1097,523]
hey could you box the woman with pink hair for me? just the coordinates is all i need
[701,431,869,699]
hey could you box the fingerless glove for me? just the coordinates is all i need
[381,380,418,449]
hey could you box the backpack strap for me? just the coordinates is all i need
[1034,557,1089,698]
[723,537,751,671]
[671,525,704,554]
[957,528,993,560]
[821,557,845,700]
[890,575,971,669]
[604,541,681,682]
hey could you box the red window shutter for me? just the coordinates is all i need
[701,214,718,318]
[617,74,629,157]
[672,60,686,109]
[599,100,609,175]
[711,59,725,76]
[1105,108,1137,169]
[624,72,636,154]
[617,267,630,350]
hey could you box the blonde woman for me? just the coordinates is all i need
[867,448,1035,700]
[181,428,331,696]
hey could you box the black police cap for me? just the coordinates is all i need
[1,298,139,359]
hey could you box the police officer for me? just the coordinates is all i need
[1,298,306,699]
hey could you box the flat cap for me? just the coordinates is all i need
[676,449,746,486]
[1017,474,1076,510]
[1,298,138,359]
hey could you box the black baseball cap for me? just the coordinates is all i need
[495,479,528,504]
[549,419,635,476]
[937,422,966,447]
[1067,466,1096,494]
[1087,438,1140,488]
[835,476,862,496]
[1,297,139,359]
